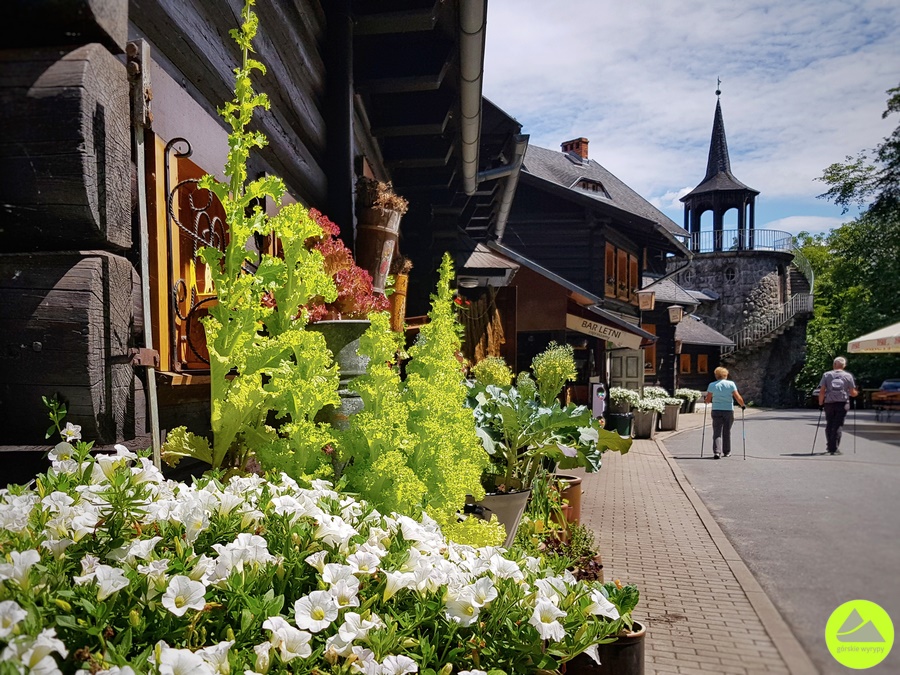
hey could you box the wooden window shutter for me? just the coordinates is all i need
[605,244,616,297]
[616,249,628,300]
[629,254,639,304]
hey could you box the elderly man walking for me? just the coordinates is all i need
[817,356,859,455]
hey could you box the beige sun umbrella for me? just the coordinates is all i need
[847,321,900,353]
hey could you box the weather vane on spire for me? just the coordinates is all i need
[716,77,722,97]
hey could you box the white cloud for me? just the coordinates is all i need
[484,0,900,223]
[760,215,847,236]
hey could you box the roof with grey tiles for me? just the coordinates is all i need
[676,315,734,346]
[522,144,688,237]
[642,276,699,306]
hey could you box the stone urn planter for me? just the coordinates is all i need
[467,489,531,549]
[631,410,657,439]
[563,620,646,674]
[307,319,370,428]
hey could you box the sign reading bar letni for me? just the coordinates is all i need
[566,314,643,350]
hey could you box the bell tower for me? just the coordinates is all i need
[680,87,759,251]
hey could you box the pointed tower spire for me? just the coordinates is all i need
[703,98,732,182]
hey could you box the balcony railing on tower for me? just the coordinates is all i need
[689,228,793,254]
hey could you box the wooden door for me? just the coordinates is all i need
[609,349,643,391]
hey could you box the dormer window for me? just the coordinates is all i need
[577,179,610,198]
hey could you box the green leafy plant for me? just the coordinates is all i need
[531,342,577,406]
[331,255,496,545]
[469,346,631,493]
[162,1,384,478]
[471,356,514,388]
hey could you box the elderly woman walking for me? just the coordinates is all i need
[705,366,746,459]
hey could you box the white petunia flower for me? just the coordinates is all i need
[2,628,68,674]
[294,590,338,633]
[586,589,620,620]
[109,536,162,565]
[94,565,130,601]
[330,577,360,609]
[322,563,354,585]
[197,641,234,675]
[154,642,215,675]
[253,641,272,674]
[380,654,418,674]
[488,554,524,581]
[382,570,414,601]
[0,549,41,589]
[445,591,480,627]
[346,551,380,575]
[262,616,312,661]
[534,577,568,605]
[60,423,82,442]
[458,671,488,675]
[162,576,207,617]
[0,600,28,638]
[349,646,379,675]
[304,551,327,573]
[529,598,567,642]
[581,643,601,665]
[336,612,377,643]
[468,577,497,606]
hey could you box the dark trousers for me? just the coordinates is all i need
[824,401,849,453]
[711,410,734,456]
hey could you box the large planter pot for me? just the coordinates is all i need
[307,320,370,428]
[564,620,646,674]
[631,410,657,439]
[679,398,690,414]
[469,489,531,548]
[555,474,583,525]
[658,404,681,431]
[687,398,697,413]
[604,412,634,438]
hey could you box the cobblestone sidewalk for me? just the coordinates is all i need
[575,412,818,675]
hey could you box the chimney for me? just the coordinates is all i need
[561,137,589,160]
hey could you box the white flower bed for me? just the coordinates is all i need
[0,444,635,674]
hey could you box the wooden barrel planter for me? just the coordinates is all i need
[564,620,646,674]
[355,207,402,293]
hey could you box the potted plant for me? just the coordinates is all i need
[355,176,408,293]
[608,386,640,414]
[468,346,631,545]
[675,387,703,413]
[658,397,684,431]
[632,397,666,439]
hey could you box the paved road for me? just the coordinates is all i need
[664,408,900,675]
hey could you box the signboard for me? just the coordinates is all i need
[566,313,643,350]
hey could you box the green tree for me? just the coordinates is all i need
[797,83,900,390]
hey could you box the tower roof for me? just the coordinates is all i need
[682,97,758,200]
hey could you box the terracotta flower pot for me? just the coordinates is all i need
[555,474,583,525]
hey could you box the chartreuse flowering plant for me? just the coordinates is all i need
[0,443,637,674]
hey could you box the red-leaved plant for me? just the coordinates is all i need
[305,208,389,321]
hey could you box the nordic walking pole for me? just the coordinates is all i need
[742,406,747,460]
[811,407,823,455]
[701,401,708,458]
[853,398,857,455]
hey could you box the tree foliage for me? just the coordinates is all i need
[797,84,900,390]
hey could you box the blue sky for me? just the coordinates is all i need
[483,0,900,237]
